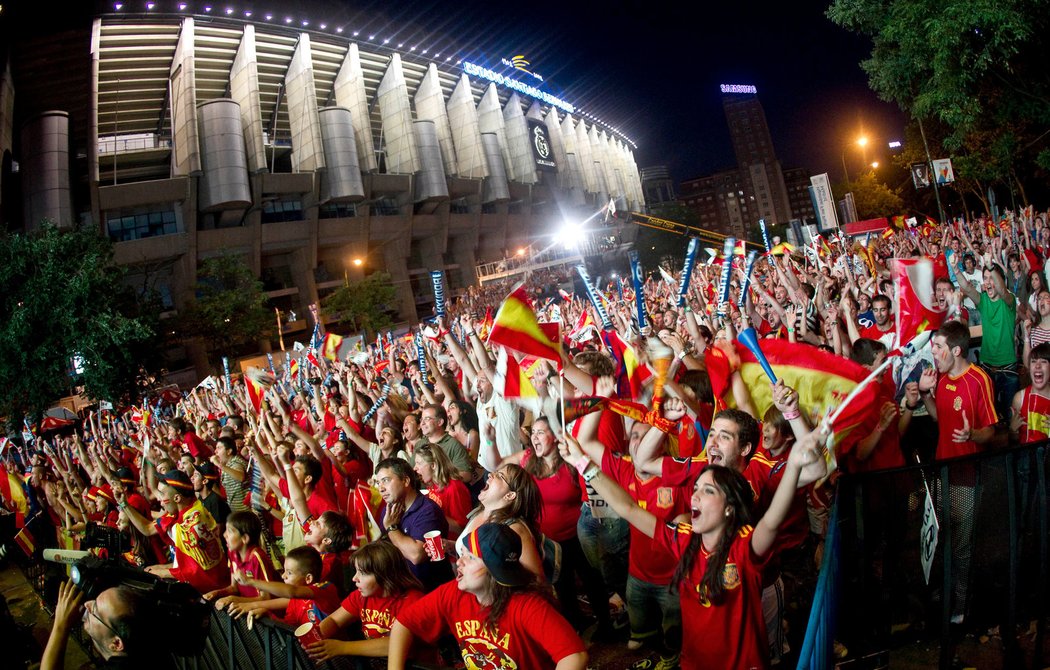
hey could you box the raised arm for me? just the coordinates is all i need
[560,435,657,538]
[751,427,825,557]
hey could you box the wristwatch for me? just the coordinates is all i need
[385,524,400,534]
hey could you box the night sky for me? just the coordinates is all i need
[19,1,906,185]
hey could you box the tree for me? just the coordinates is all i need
[827,0,1050,205]
[321,271,397,337]
[181,254,270,362]
[0,224,153,419]
[833,171,904,220]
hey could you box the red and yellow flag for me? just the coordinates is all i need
[321,332,345,361]
[487,285,561,362]
[0,464,29,527]
[494,347,539,399]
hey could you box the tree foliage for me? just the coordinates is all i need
[181,254,270,360]
[827,0,1050,202]
[833,171,905,220]
[0,224,153,419]
[321,272,397,337]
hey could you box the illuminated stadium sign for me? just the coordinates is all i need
[502,55,544,82]
[463,61,575,113]
[720,83,757,94]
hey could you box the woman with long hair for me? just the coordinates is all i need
[306,541,425,662]
[414,443,472,535]
[388,523,587,670]
[561,426,824,669]
[446,400,480,461]
[502,417,613,638]
[441,464,544,579]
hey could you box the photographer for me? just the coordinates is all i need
[42,580,151,669]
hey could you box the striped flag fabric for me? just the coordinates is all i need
[487,285,561,363]
[321,332,353,362]
[0,464,29,527]
[493,347,538,399]
[568,308,599,343]
[893,258,946,346]
[14,524,35,558]
[244,367,275,414]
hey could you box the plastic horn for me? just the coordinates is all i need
[576,265,613,330]
[431,271,446,318]
[737,250,760,308]
[648,339,674,409]
[737,327,777,383]
[759,219,771,254]
[415,335,430,389]
[676,238,700,307]
[628,250,649,331]
[222,357,231,393]
[360,383,391,425]
[716,237,736,313]
[266,352,276,376]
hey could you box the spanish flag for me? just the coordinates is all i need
[705,339,877,450]
[881,227,895,240]
[321,332,349,361]
[487,285,561,363]
[770,242,795,256]
[0,464,28,527]
[14,524,35,558]
[244,367,274,414]
[493,347,538,399]
[891,215,906,229]
[477,307,495,341]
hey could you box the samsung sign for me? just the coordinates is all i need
[462,61,575,113]
[528,119,556,171]
[720,83,757,94]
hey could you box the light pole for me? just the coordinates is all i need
[841,136,869,185]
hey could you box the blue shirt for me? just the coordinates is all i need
[386,492,452,592]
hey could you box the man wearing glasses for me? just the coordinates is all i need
[41,580,149,669]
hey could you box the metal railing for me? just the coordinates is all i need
[835,439,1050,669]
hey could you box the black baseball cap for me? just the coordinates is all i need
[158,470,194,492]
[194,463,220,482]
[463,523,534,587]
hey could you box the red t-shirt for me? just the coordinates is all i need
[521,453,582,542]
[281,581,342,627]
[229,546,275,597]
[859,323,894,344]
[182,431,212,459]
[675,417,704,459]
[935,365,997,461]
[155,500,229,594]
[602,450,686,585]
[319,550,346,594]
[425,480,472,530]
[279,477,338,522]
[396,581,585,670]
[655,522,769,670]
[338,589,424,638]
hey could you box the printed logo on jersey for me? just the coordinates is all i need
[454,619,515,670]
[953,397,963,412]
[657,487,673,508]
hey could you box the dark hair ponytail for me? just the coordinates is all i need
[671,465,754,605]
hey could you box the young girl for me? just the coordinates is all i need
[305,541,425,662]
[388,523,588,670]
[561,427,825,669]
[203,511,275,608]
[414,443,471,535]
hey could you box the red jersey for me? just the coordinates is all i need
[521,453,582,542]
[655,522,769,670]
[281,581,342,627]
[155,500,229,594]
[1018,387,1050,444]
[396,581,585,670]
[181,431,212,459]
[602,450,686,585]
[676,417,703,459]
[841,374,905,473]
[338,589,424,638]
[424,480,472,529]
[661,453,771,505]
[279,477,338,522]
[935,365,997,461]
[229,546,275,597]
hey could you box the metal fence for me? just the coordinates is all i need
[835,439,1050,669]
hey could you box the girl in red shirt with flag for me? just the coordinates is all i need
[561,426,825,669]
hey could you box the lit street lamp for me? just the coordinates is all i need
[841,136,869,184]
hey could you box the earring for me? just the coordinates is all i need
[725,510,731,518]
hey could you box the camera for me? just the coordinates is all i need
[307,376,321,386]
[80,522,129,557]
[69,555,211,656]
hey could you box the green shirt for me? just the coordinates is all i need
[414,433,473,474]
[978,292,1017,366]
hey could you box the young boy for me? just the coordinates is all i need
[303,510,353,595]
[202,511,275,609]
[229,546,342,628]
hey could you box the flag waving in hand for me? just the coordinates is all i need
[487,284,561,363]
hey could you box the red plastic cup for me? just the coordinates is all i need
[424,530,445,561]
[294,621,324,649]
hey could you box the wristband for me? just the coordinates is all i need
[786,328,795,333]
[582,464,601,483]
[575,456,594,476]
[282,464,294,471]
[782,410,801,421]
[677,350,688,361]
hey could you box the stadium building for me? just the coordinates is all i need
[0,2,643,373]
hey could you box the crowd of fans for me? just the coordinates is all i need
[3,207,1050,669]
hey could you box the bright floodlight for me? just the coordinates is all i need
[871,161,879,169]
[556,221,585,249]
[857,136,869,147]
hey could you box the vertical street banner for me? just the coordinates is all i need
[809,173,839,229]
[527,119,556,172]
[911,162,931,189]
[932,158,955,185]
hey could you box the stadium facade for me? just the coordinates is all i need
[0,3,643,366]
